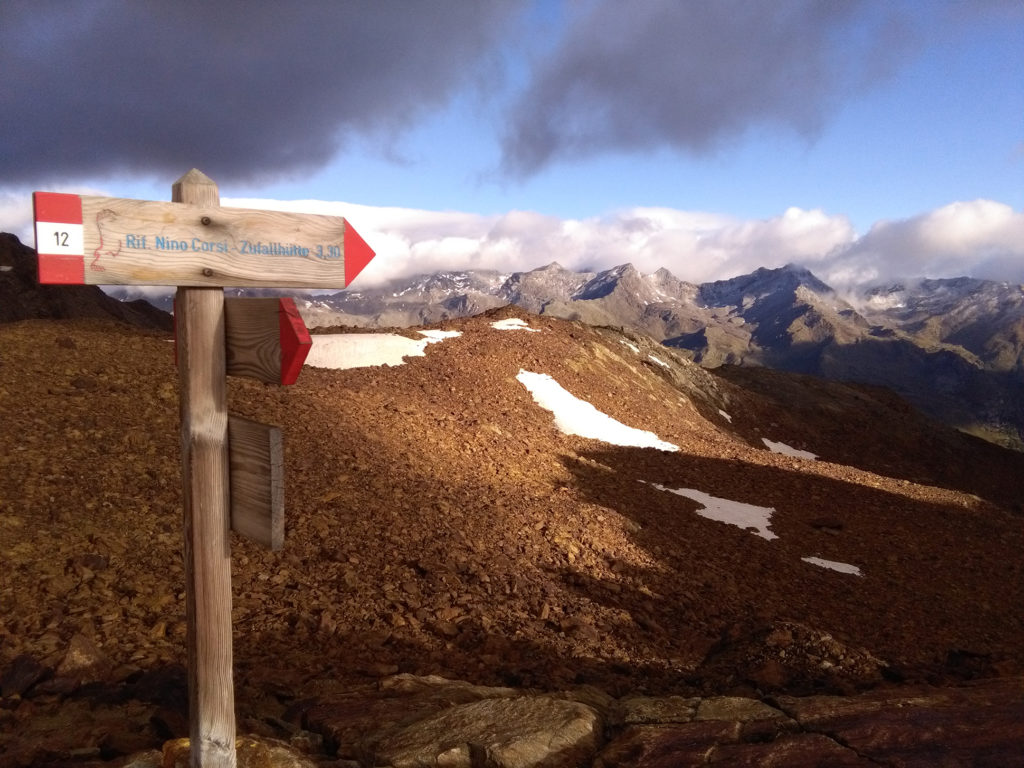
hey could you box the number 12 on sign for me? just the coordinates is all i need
[35,221,85,256]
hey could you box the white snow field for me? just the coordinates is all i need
[306,330,461,369]
[491,317,541,332]
[801,556,863,576]
[648,483,778,540]
[762,438,817,460]
[516,370,679,452]
[646,483,862,575]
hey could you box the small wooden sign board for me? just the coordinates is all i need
[228,415,284,551]
[221,297,311,550]
[33,189,374,288]
[174,296,312,386]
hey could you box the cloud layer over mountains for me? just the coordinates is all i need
[218,197,1024,290]
[2,1,1020,289]
[3,190,1020,291]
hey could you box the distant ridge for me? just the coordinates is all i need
[0,233,172,330]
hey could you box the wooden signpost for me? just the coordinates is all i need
[33,170,374,768]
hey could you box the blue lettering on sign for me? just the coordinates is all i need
[314,244,341,260]
[125,234,147,248]
[191,238,228,253]
[240,240,311,257]
[155,235,188,251]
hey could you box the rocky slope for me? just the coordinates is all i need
[1,306,1022,765]
[859,276,1024,373]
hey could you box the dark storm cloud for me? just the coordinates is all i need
[1,1,520,185]
[500,0,909,177]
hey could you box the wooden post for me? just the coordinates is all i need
[174,170,236,768]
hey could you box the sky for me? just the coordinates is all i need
[2,0,1022,290]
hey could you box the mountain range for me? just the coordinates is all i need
[174,259,1024,450]
[5,229,1022,448]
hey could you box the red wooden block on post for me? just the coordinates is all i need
[173,296,313,385]
[277,298,311,386]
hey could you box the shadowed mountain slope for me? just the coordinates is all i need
[3,307,1021,691]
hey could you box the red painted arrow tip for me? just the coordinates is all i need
[344,221,375,287]
[278,298,312,385]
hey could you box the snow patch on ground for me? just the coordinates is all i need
[718,409,732,423]
[418,329,462,341]
[762,438,817,460]
[648,483,863,573]
[306,330,459,369]
[492,318,540,332]
[517,370,679,452]
[802,556,862,576]
[648,483,778,540]
[648,355,669,368]
[620,340,640,353]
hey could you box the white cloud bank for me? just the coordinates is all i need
[221,197,1023,290]
[3,193,1021,290]
[812,200,1024,288]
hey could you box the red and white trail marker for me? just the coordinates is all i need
[33,192,86,283]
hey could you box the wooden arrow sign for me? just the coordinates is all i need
[44,169,341,768]
[33,186,375,288]
[224,297,312,385]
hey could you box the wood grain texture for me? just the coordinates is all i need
[174,169,237,768]
[228,415,284,551]
[224,297,311,385]
[224,298,284,385]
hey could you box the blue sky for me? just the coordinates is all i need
[2,1,1022,288]
[249,4,1022,233]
